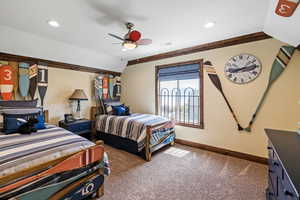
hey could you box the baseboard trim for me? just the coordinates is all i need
[175,139,268,165]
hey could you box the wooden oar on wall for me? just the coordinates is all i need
[19,62,30,99]
[29,63,38,100]
[94,75,103,100]
[244,45,296,132]
[0,65,14,100]
[37,63,48,106]
[8,61,19,99]
[109,75,114,99]
[204,61,244,131]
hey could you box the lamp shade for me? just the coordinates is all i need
[69,89,88,101]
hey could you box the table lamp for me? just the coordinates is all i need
[69,89,88,119]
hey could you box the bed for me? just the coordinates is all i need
[0,110,109,200]
[91,104,176,161]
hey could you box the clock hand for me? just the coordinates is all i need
[240,64,258,72]
[227,65,258,73]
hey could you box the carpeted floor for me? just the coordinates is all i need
[101,144,267,200]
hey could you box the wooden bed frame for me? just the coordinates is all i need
[90,106,175,161]
[0,110,106,199]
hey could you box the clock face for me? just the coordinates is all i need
[224,54,262,84]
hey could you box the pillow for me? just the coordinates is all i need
[35,114,46,130]
[124,106,131,116]
[2,113,39,134]
[3,117,27,134]
[0,99,38,108]
[112,105,126,116]
[105,105,114,115]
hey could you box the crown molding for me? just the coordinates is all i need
[0,52,121,76]
[127,32,272,66]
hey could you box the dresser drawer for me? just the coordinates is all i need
[269,170,278,197]
[280,170,299,200]
[268,174,277,199]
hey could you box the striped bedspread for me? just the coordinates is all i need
[96,113,174,146]
[0,125,95,178]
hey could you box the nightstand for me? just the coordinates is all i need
[59,119,92,140]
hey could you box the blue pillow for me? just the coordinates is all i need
[35,114,46,130]
[3,117,26,134]
[112,105,126,116]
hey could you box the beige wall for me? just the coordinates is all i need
[41,68,97,124]
[121,38,300,158]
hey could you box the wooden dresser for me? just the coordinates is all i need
[266,129,300,200]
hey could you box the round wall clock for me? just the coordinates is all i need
[224,54,262,84]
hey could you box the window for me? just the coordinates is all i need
[155,59,204,129]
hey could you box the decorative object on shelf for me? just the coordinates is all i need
[19,62,30,99]
[8,61,19,99]
[244,45,296,132]
[95,75,103,101]
[205,61,244,131]
[102,76,109,99]
[69,89,88,119]
[29,63,38,100]
[37,63,48,106]
[224,54,262,84]
[113,76,121,100]
[0,64,14,100]
[275,0,299,17]
[109,75,114,99]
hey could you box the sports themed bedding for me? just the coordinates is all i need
[96,113,176,156]
[0,125,94,178]
[0,125,110,200]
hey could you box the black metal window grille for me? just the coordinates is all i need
[158,84,200,127]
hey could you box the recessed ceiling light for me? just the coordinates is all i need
[164,42,173,46]
[47,20,60,28]
[122,48,127,51]
[204,22,215,29]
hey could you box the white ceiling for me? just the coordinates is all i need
[0,0,298,72]
[264,0,300,46]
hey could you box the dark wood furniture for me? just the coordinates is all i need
[266,129,300,200]
[59,119,92,140]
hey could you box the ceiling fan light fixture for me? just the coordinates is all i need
[204,22,215,29]
[47,20,60,28]
[123,41,137,50]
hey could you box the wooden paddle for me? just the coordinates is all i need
[204,61,244,131]
[0,145,104,193]
[244,45,296,132]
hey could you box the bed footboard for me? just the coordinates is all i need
[0,140,106,200]
[145,120,176,161]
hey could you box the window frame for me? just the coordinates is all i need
[155,59,204,129]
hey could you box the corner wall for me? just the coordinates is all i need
[121,38,300,158]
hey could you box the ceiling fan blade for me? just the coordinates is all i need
[108,33,124,41]
[136,39,152,45]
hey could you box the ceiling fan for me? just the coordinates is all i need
[108,22,152,50]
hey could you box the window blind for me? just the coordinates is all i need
[158,64,199,81]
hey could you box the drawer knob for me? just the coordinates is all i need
[267,146,272,150]
[284,189,294,197]
[273,162,279,167]
[268,169,274,173]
